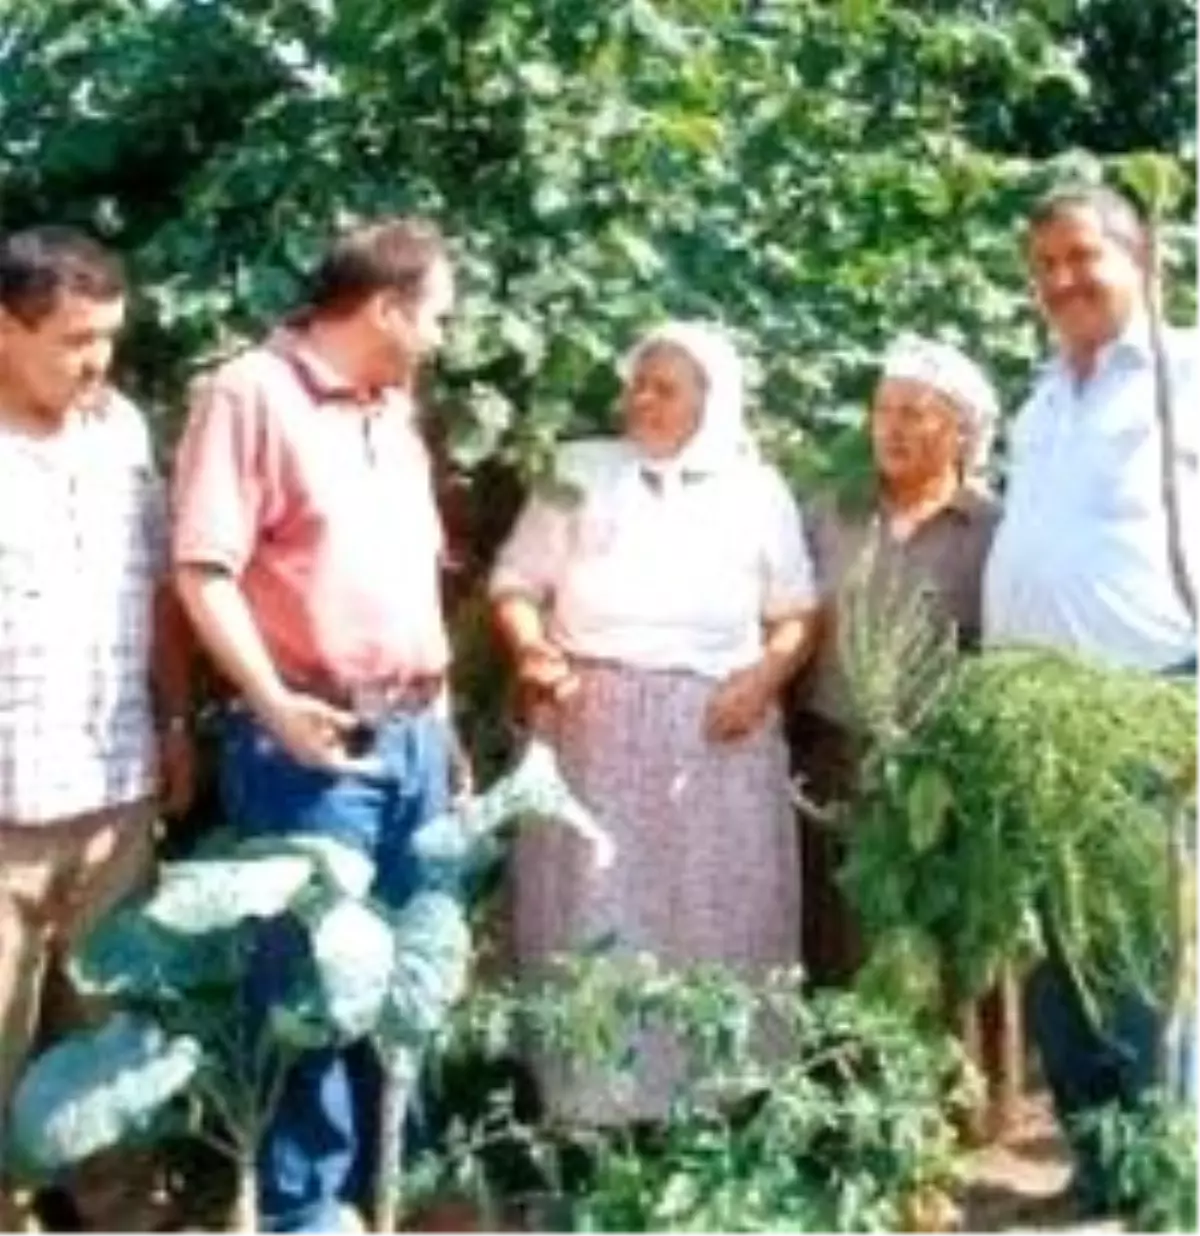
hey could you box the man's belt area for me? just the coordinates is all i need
[289,673,445,722]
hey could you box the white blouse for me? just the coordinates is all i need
[490,439,816,678]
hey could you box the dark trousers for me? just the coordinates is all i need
[1032,651,1200,1208]
[1026,953,1173,1210]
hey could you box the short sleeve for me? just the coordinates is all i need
[172,366,271,574]
[757,466,817,620]
[800,497,843,600]
[488,490,572,604]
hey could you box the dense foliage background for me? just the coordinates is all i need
[1,0,1196,564]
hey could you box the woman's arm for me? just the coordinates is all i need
[705,468,822,742]
[492,591,579,706]
[704,608,819,743]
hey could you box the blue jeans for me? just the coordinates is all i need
[219,703,452,1232]
[1032,652,1198,1211]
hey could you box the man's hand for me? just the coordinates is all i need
[258,688,378,774]
[158,726,197,817]
[703,663,776,743]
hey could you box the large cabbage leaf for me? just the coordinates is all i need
[469,740,612,866]
[413,740,614,887]
[379,892,471,1044]
[142,855,315,934]
[9,1014,201,1170]
[270,897,395,1049]
[70,903,243,1000]
[233,833,375,900]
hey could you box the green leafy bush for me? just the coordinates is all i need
[414,956,978,1232]
[841,645,1196,1021]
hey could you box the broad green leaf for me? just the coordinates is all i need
[142,855,315,934]
[1120,151,1188,217]
[268,894,392,1048]
[379,892,471,1044]
[9,1015,201,1170]
[233,833,375,900]
[70,904,244,1000]
[464,740,615,869]
[412,741,613,886]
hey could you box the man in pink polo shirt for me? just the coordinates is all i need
[173,217,457,1233]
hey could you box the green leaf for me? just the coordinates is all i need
[142,854,316,934]
[409,741,609,893]
[9,1014,201,1170]
[378,892,471,1044]
[270,896,396,1049]
[905,768,954,855]
[233,833,375,900]
[1120,151,1188,217]
[70,904,244,1000]
[463,739,613,867]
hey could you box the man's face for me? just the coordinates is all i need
[372,257,456,384]
[1027,205,1146,361]
[0,290,126,422]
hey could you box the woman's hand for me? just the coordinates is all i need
[516,640,580,708]
[704,663,777,743]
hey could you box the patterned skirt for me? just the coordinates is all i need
[512,660,800,1124]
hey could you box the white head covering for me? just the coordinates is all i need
[619,320,754,473]
[880,333,999,480]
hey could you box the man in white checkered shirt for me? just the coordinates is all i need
[0,226,195,1229]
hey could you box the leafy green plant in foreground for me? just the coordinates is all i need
[841,640,1196,1029]
[3,740,604,1233]
[1080,1091,1198,1232]
[411,955,978,1232]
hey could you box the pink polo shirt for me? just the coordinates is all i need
[172,330,449,686]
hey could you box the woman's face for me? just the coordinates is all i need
[870,377,963,491]
[623,344,706,459]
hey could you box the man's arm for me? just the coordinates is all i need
[152,580,198,816]
[152,581,194,720]
[175,563,363,771]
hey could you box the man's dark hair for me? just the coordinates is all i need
[1027,182,1148,257]
[304,216,448,317]
[0,226,126,326]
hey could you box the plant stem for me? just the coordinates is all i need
[235,1147,259,1234]
[374,1047,418,1234]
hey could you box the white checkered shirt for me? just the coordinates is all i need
[0,391,166,824]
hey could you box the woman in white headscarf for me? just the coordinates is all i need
[489,320,818,1124]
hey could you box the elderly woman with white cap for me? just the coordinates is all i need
[793,332,1001,983]
[791,332,1019,1136]
[489,320,818,1124]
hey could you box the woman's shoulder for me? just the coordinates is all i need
[554,437,631,484]
[526,437,631,509]
[955,483,1002,532]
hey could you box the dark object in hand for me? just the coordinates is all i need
[345,720,377,758]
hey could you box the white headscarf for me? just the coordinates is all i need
[880,333,999,480]
[619,320,755,474]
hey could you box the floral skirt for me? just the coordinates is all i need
[512,660,800,1123]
